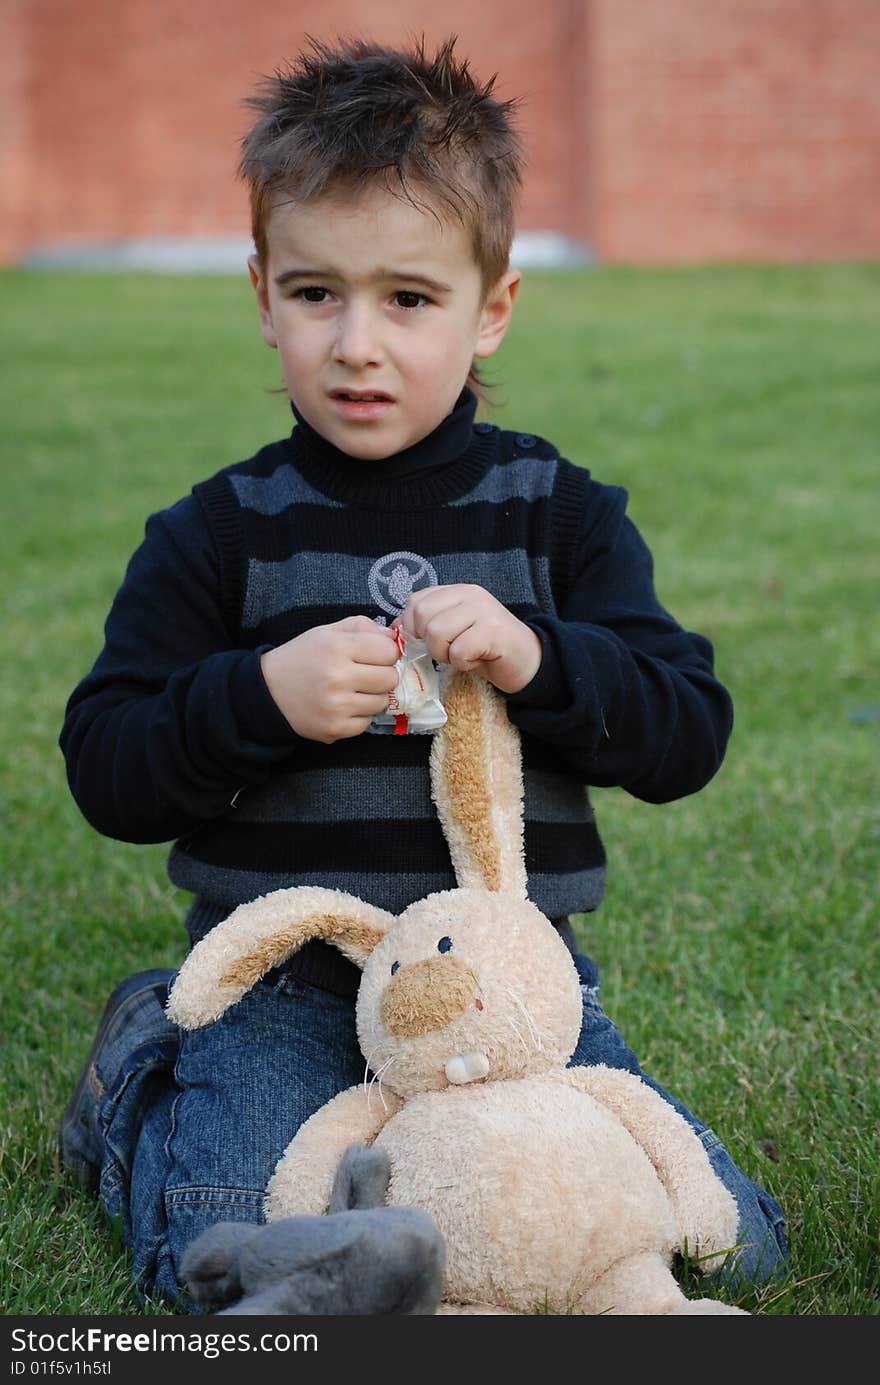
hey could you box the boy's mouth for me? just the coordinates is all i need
[330,389,395,402]
[329,389,396,421]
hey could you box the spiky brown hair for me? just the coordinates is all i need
[239,33,523,303]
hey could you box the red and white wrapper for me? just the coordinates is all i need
[369,629,447,736]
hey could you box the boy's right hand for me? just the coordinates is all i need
[259,616,400,743]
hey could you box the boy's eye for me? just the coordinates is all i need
[296,286,330,303]
[393,291,428,310]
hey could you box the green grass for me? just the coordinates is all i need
[1,264,877,1315]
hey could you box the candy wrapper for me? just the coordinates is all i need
[369,628,447,735]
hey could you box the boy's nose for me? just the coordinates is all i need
[333,306,381,367]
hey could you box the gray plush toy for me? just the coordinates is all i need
[180,1143,445,1315]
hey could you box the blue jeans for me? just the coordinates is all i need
[96,953,787,1310]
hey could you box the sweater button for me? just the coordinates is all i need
[515,433,536,448]
[474,422,493,434]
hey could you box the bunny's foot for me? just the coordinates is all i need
[180,1222,261,1307]
[668,1297,749,1315]
[577,1251,750,1316]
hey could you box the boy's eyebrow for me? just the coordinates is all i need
[273,267,454,295]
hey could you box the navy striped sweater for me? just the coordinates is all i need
[60,387,733,994]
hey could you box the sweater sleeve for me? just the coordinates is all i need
[505,477,734,803]
[59,493,299,843]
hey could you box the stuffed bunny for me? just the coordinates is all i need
[167,671,747,1315]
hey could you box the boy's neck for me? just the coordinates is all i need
[289,386,478,474]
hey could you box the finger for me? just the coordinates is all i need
[327,714,374,741]
[352,665,400,696]
[420,607,477,664]
[401,586,468,638]
[349,631,402,666]
[334,614,380,635]
[326,692,395,739]
[447,626,494,670]
[349,689,394,712]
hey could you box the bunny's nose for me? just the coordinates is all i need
[381,956,480,1038]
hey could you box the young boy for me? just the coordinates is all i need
[59,34,787,1310]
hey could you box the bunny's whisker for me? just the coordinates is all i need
[363,1041,394,1083]
[363,1044,386,1087]
[367,1054,396,1113]
[503,1007,532,1058]
[372,1058,398,1113]
[362,1050,380,1100]
[504,984,544,1052]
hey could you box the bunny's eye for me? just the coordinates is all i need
[390,961,400,975]
[437,936,453,953]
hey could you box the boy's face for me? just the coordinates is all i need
[249,184,520,459]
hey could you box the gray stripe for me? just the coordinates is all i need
[524,769,596,824]
[530,867,607,918]
[169,860,455,916]
[230,466,345,515]
[449,455,557,506]
[169,859,606,922]
[230,455,557,515]
[243,549,553,628]
[232,765,594,827]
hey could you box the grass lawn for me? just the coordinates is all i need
[0,263,877,1316]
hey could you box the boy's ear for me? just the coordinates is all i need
[248,253,278,350]
[474,268,522,360]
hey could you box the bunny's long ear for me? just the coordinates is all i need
[166,887,393,1029]
[429,670,527,898]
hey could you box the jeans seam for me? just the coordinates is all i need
[100,1169,122,1200]
[165,1187,266,1208]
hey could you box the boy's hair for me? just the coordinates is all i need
[239,34,524,400]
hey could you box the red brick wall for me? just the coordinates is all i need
[0,0,30,264]
[588,0,880,262]
[2,0,878,265]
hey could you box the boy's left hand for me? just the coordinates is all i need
[398,584,542,694]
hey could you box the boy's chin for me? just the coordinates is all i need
[335,431,411,461]
[320,414,424,460]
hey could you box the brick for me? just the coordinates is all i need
[3,0,879,265]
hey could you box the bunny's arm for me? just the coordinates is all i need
[265,1084,401,1221]
[551,1066,739,1269]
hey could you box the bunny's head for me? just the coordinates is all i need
[167,672,583,1100]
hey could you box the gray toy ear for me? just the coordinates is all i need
[328,1143,391,1212]
[180,1222,261,1308]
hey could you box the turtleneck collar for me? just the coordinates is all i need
[286,385,496,510]
[290,386,477,473]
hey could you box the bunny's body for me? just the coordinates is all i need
[373,1077,679,1312]
[168,672,748,1315]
